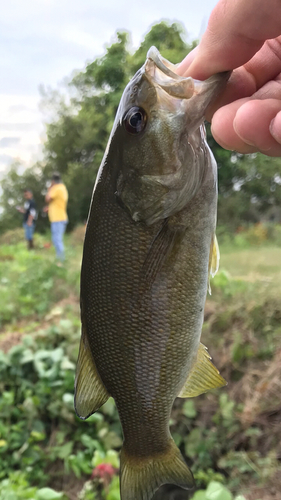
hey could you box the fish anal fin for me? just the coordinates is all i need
[208,234,220,294]
[74,328,109,420]
[178,343,226,398]
[120,438,194,500]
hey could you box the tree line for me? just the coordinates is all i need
[1,21,280,235]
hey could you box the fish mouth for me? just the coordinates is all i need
[145,46,230,103]
[145,46,195,100]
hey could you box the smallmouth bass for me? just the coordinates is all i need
[75,47,229,500]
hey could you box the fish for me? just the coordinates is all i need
[75,46,229,500]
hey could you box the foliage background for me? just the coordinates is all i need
[0,20,281,500]
[1,21,280,234]
[1,228,281,500]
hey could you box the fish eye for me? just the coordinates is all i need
[123,107,147,134]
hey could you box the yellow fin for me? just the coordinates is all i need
[178,343,226,398]
[120,438,194,500]
[208,234,220,294]
[74,328,109,420]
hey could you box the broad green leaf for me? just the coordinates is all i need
[183,400,197,418]
[206,481,232,500]
[57,441,73,459]
[35,488,64,500]
[191,491,207,500]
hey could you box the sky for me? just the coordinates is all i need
[0,0,218,175]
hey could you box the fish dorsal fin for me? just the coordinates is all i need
[208,234,220,294]
[178,343,226,398]
[74,327,109,420]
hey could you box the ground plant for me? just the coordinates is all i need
[1,18,281,500]
[0,227,280,499]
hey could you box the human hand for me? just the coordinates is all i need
[177,0,281,157]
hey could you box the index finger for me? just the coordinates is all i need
[178,0,281,80]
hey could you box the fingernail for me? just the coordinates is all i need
[270,112,281,144]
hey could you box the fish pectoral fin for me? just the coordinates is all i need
[74,328,109,420]
[143,219,179,286]
[208,234,220,295]
[120,438,194,500]
[178,343,226,398]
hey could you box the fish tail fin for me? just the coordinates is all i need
[120,439,194,500]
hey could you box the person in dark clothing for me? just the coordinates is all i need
[17,189,37,249]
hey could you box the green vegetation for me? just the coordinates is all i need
[0,233,81,327]
[0,17,280,500]
[1,22,280,235]
[0,227,280,499]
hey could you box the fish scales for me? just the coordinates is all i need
[75,46,229,500]
[83,171,211,443]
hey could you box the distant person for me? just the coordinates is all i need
[45,173,68,262]
[16,189,37,250]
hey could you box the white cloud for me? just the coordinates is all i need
[0,95,43,170]
[0,137,21,148]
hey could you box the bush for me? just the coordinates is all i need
[0,241,79,326]
[70,225,86,246]
[0,320,123,497]
[0,228,25,246]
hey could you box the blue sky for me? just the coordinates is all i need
[0,0,217,174]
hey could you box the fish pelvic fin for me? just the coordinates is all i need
[74,327,109,419]
[178,343,227,398]
[120,439,194,500]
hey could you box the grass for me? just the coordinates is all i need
[220,245,281,291]
[0,231,82,329]
[0,225,281,500]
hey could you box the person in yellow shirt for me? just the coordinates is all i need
[45,173,68,261]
